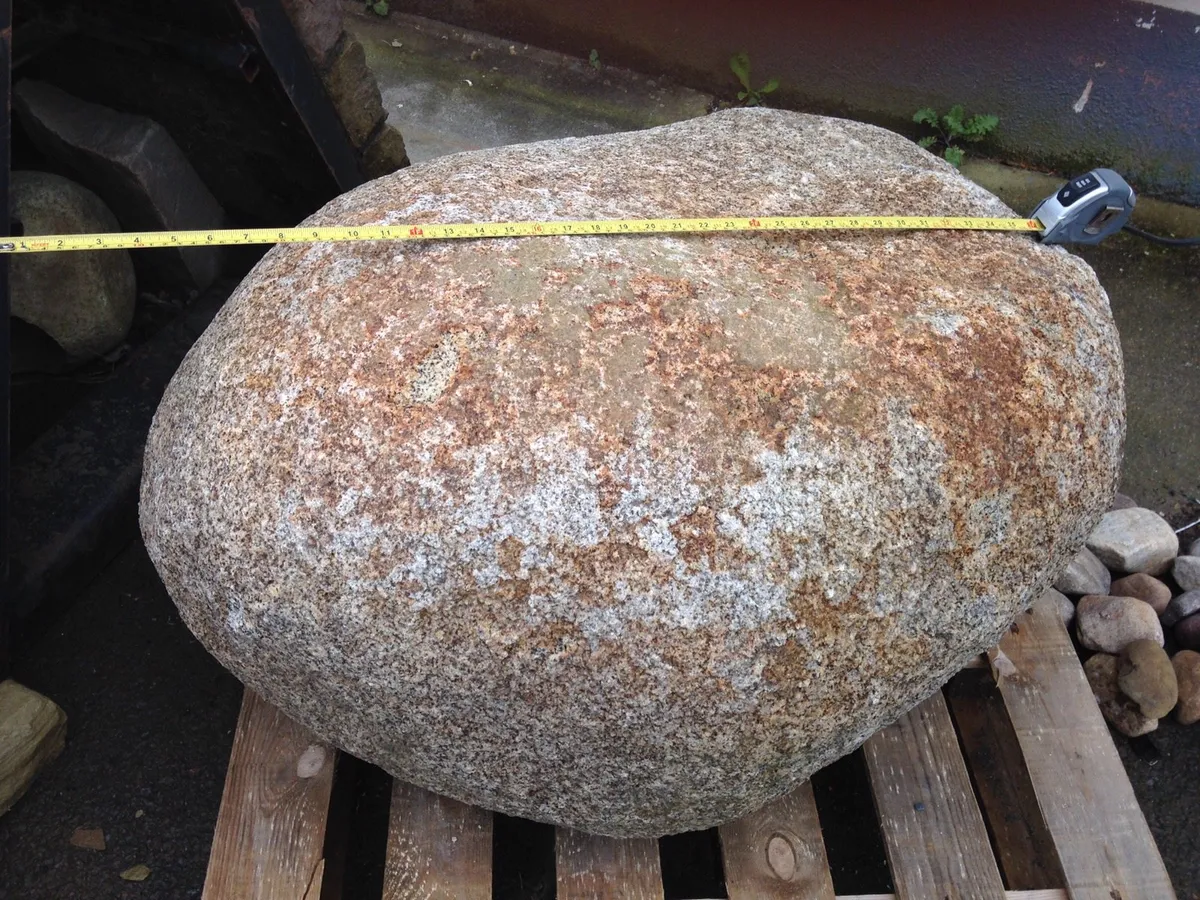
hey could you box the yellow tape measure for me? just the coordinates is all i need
[0,215,1044,254]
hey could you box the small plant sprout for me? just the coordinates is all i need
[589,49,601,69]
[729,52,778,107]
[367,0,389,15]
[913,105,999,168]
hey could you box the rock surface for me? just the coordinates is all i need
[1109,572,1172,615]
[1161,590,1200,629]
[1076,595,1164,653]
[1172,555,1200,592]
[1041,588,1075,628]
[1110,493,1138,511]
[1052,546,1111,595]
[1085,653,1158,737]
[9,170,136,360]
[138,109,1126,836]
[1117,639,1177,718]
[1172,650,1200,725]
[0,679,68,816]
[1175,614,1200,652]
[1085,508,1179,576]
[14,79,225,291]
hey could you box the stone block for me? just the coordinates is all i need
[323,38,386,146]
[14,79,226,291]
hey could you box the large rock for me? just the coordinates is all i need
[1173,555,1200,591]
[1109,572,1172,615]
[9,170,136,360]
[1076,594,1164,653]
[1117,639,1177,719]
[139,109,1125,836]
[1052,546,1110,596]
[1161,590,1200,629]
[13,79,225,291]
[1084,653,1158,738]
[1173,650,1200,725]
[1085,508,1178,576]
[0,680,67,816]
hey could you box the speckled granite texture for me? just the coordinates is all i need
[139,108,1125,836]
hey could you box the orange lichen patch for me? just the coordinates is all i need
[496,536,525,576]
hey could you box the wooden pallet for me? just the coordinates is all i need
[199,593,1178,900]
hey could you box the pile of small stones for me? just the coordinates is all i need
[1047,495,1200,736]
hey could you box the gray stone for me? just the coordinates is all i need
[1172,555,1200,592]
[1172,650,1200,725]
[1110,493,1139,511]
[1041,588,1075,628]
[362,124,410,179]
[1076,595,1164,653]
[1161,590,1200,629]
[9,171,136,360]
[13,79,225,291]
[324,38,386,145]
[1175,614,1200,652]
[1190,538,1200,558]
[1109,572,1172,615]
[138,109,1126,837]
[1117,639,1177,719]
[1052,545,1111,596]
[1085,653,1158,737]
[1085,508,1179,576]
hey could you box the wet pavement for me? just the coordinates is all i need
[2,8,1197,900]
[0,543,242,900]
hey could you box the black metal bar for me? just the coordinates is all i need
[0,0,12,678]
[229,0,365,192]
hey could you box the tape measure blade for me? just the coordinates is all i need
[0,214,1044,253]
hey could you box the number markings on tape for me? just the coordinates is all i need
[0,216,1044,254]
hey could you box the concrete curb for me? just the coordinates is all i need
[962,159,1200,243]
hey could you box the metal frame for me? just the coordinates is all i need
[230,0,365,192]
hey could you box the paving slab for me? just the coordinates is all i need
[344,10,712,163]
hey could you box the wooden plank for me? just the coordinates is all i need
[838,892,1065,900]
[382,779,493,900]
[997,593,1178,900]
[201,689,336,900]
[945,668,1064,890]
[556,828,664,900]
[718,780,836,900]
[863,690,1007,900]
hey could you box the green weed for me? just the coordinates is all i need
[729,52,778,107]
[913,105,998,168]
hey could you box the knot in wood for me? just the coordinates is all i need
[295,744,328,779]
[765,832,798,881]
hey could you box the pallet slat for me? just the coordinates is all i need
[382,779,493,900]
[556,828,664,900]
[945,668,1065,890]
[997,593,1178,900]
[200,597,1178,900]
[718,780,836,900]
[202,689,337,900]
[840,892,1066,900]
[863,690,1007,900]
